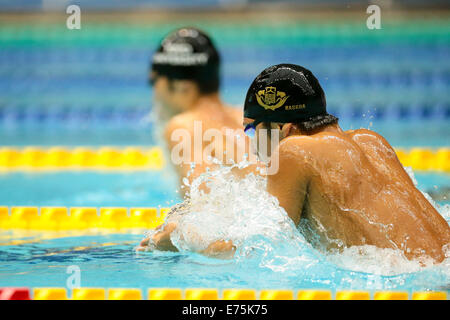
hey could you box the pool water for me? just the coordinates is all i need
[0,171,180,208]
[0,169,449,293]
[0,170,447,207]
[0,231,448,294]
[0,15,449,294]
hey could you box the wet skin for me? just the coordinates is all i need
[137,222,236,259]
[148,73,449,261]
[164,100,257,188]
[139,76,257,258]
[139,121,450,262]
[152,74,259,189]
[262,122,450,263]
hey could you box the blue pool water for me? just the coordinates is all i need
[0,14,449,294]
[0,168,449,293]
[0,170,447,207]
[0,171,179,208]
[1,231,448,294]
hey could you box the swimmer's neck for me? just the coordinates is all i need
[283,123,343,138]
[189,92,224,111]
[154,93,223,127]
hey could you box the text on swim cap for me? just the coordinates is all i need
[152,52,209,66]
[285,104,306,110]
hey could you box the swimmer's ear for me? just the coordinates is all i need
[281,123,296,138]
[171,79,199,94]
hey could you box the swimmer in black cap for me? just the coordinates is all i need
[137,28,258,257]
[149,27,258,189]
[243,63,450,263]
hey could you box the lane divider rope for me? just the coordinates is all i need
[0,206,169,230]
[395,147,449,172]
[0,146,164,170]
[0,287,447,300]
[0,105,448,123]
[0,146,448,172]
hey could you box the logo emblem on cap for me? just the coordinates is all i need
[256,86,289,111]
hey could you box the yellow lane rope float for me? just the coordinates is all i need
[0,206,169,230]
[395,147,449,172]
[0,146,164,171]
[0,206,447,301]
[0,146,448,172]
[3,287,445,300]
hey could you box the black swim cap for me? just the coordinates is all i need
[244,64,327,123]
[151,27,220,93]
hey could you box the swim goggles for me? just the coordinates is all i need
[148,76,156,86]
[244,119,262,138]
[244,120,284,138]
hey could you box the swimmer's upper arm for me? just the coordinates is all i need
[267,137,312,226]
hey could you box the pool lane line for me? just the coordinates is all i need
[0,146,449,172]
[0,146,164,171]
[0,103,448,124]
[0,232,143,246]
[0,207,170,231]
[0,287,447,300]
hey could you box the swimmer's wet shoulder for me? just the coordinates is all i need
[150,28,259,190]
[271,126,450,261]
[244,63,450,263]
[345,128,417,185]
[267,127,362,224]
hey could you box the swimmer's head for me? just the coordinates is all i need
[243,63,338,137]
[150,27,220,115]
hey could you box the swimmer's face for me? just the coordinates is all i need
[243,118,283,162]
[150,71,200,114]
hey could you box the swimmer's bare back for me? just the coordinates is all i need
[268,128,450,263]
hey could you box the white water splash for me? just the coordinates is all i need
[149,160,450,280]
[327,245,435,276]
[164,161,321,270]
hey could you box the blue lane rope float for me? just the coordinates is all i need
[0,103,448,125]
